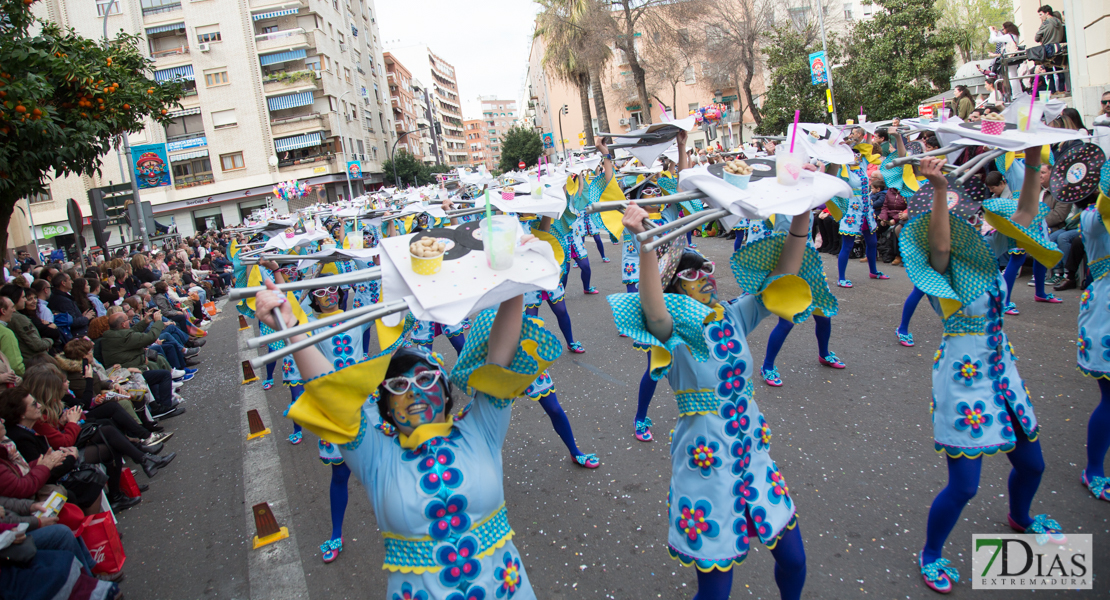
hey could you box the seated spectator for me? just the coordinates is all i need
[0,285,50,368]
[30,279,53,327]
[46,273,93,339]
[1040,163,1075,285]
[0,521,121,599]
[152,281,191,332]
[0,296,25,377]
[84,278,107,318]
[0,408,66,501]
[131,254,158,286]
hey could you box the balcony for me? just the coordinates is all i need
[142,3,181,18]
[173,173,214,190]
[269,112,330,137]
[262,69,319,94]
[278,152,336,170]
[386,72,395,84]
[255,28,309,54]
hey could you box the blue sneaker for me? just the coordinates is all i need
[184,368,198,375]
[180,372,195,382]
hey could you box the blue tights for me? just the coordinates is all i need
[635,352,657,424]
[418,332,466,358]
[693,522,806,600]
[837,233,877,281]
[290,384,304,435]
[329,463,351,540]
[538,392,581,456]
[591,234,607,260]
[733,230,747,251]
[626,282,638,293]
[1085,379,1110,478]
[526,299,576,346]
[561,256,593,291]
[265,361,276,381]
[1002,254,1047,304]
[922,411,1044,564]
[762,316,832,371]
[898,287,926,336]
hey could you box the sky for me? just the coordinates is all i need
[377,0,541,119]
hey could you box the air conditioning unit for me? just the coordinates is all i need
[619,118,628,125]
[197,43,211,52]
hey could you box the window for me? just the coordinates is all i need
[344,68,351,83]
[788,7,809,32]
[356,139,365,154]
[196,24,221,43]
[140,0,180,16]
[843,3,852,19]
[261,25,278,34]
[220,152,245,171]
[212,109,237,128]
[862,2,873,16]
[172,158,212,179]
[329,96,337,111]
[629,110,643,129]
[165,114,204,139]
[96,0,121,16]
[306,56,321,71]
[27,190,52,204]
[204,70,229,87]
[688,102,699,112]
[683,66,695,85]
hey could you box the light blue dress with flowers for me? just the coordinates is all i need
[610,293,797,571]
[929,275,1038,457]
[1077,206,1110,378]
[830,164,876,236]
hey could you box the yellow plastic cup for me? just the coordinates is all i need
[410,250,444,275]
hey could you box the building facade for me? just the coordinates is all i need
[464,119,493,171]
[478,96,516,169]
[383,51,423,161]
[20,0,395,250]
[384,44,468,167]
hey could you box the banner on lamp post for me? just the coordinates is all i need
[347,161,362,180]
[131,143,171,189]
[809,51,828,86]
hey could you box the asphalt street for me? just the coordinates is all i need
[118,235,1107,599]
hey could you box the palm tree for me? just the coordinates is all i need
[535,0,611,143]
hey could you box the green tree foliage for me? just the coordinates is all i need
[837,0,957,121]
[497,127,543,173]
[382,150,449,187]
[0,0,183,253]
[755,26,841,135]
[937,0,1009,63]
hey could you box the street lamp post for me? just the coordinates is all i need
[102,0,150,250]
[390,125,429,188]
[336,90,356,201]
[557,104,568,164]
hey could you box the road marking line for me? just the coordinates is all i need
[237,322,309,600]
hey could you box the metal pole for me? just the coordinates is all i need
[558,105,567,164]
[815,0,838,126]
[23,200,41,261]
[338,90,355,202]
[422,88,442,166]
[103,0,150,250]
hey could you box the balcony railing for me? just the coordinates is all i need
[278,153,336,168]
[143,3,181,16]
[152,46,189,59]
[270,112,323,126]
[255,28,304,42]
[166,131,205,143]
[174,173,214,190]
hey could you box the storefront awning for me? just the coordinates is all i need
[267,91,314,111]
[253,8,298,20]
[259,48,306,67]
[169,148,209,162]
[274,131,323,152]
[154,65,195,83]
[145,22,185,35]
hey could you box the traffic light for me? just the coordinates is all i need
[578,131,586,146]
[434,121,442,135]
[88,183,132,250]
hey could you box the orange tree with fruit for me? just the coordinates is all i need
[0,0,183,254]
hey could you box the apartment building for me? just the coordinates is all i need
[464,120,494,171]
[385,44,468,166]
[478,97,515,169]
[20,0,394,245]
[383,52,426,161]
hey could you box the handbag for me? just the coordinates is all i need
[59,460,109,508]
[0,532,36,566]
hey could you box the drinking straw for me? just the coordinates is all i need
[789,110,801,153]
[484,188,493,240]
[1026,77,1039,132]
[859,106,863,115]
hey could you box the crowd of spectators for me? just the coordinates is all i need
[0,230,233,597]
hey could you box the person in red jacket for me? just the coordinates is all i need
[0,415,66,500]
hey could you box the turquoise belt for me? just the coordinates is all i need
[675,380,750,416]
[382,505,512,572]
[1091,256,1110,283]
[943,314,987,336]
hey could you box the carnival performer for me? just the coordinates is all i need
[746,212,844,388]
[256,264,555,600]
[829,155,887,288]
[610,201,812,600]
[1077,168,1110,502]
[909,154,1066,594]
[519,216,584,354]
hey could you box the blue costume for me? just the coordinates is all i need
[828,162,884,285]
[1077,189,1110,502]
[287,310,562,599]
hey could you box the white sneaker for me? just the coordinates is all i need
[199,321,213,329]
[171,368,185,379]
[172,380,184,390]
